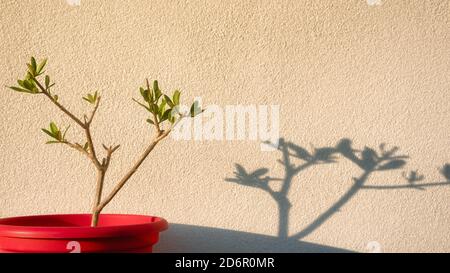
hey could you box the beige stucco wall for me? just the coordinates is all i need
[1,0,449,252]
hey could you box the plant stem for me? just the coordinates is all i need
[33,75,186,228]
[91,210,101,228]
[91,169,106,227]
[84,124,101,168]
[90,145,120,227]
[33,77,101,168]
[93,130,171,219]
[33,77,110,227]
[37,84,85,128]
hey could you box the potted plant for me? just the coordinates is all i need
[0,57,202,253]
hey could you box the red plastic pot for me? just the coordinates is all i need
[0,214,168,253]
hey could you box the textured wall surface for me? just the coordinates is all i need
[1,0,449,252]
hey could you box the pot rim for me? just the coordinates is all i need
[0,214,168,239]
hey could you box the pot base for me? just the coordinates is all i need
[0,214,168,253]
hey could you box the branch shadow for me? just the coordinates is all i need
[156,138,449,253]
[224,138,450,247]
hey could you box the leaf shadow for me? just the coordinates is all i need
[225,137,450,244]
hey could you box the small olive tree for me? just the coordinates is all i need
[8,57,202,227]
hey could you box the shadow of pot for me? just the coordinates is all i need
[155,223,352,253]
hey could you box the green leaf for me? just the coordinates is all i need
[49,122,58,135]
[53,95,58,102]
[150,104,159,114]
[140,87,150,102]
[41,128,55,138]
[190,104,195,117]
[45,75,50,88]
[163,95,174,107]
[22,80,34,90]
[9,86,33,93]
[26,64,33,75]
[146,118,155,125]
[56,131,62,141]
[83,92,98,104]
[155,91,162,101]
[160,109,172,122]
[25,72,32,80]
[153,80,162,101]
[31,57,37,69]
[83,142,89,151]
[173,90,181,105]
[153,80,159,93]
[190,101,202,117]
[158,99,167,117]
[46,141,61,144]
[149,89,154,102]
[30,57,37,74]
[36,58,47,74]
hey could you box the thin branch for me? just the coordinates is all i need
[34,76,104,169]
[63,141,104,169]
[83,122,101,169]
[64,141,90,157]
[96,129,172,213]
[86,97,101,125]
[33,77,103,169]
[93,110,188,220]
[33,78,85,128]
[102,144,120,169]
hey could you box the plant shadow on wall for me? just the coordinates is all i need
[156,138,449,252]
[222,138,450,248]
